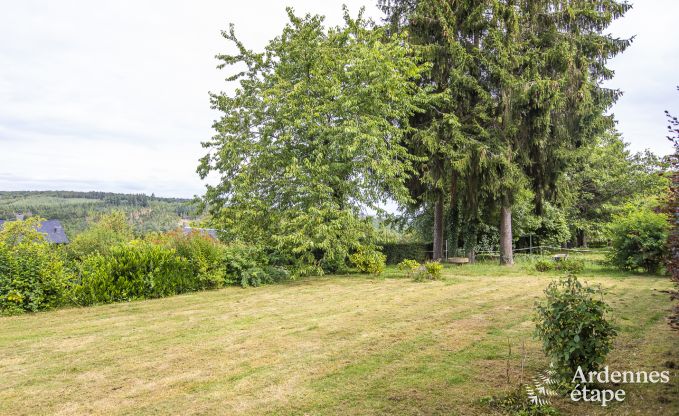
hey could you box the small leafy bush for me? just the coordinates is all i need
[609,209,669,273]
[534,275,617,381]
[221,243,288,287]
[533,259,554,272]
[411,261,443,282]
[533,258,584,274]
[424,261,443,279]
[0,219,70,314]
[555,258,584,274]
[349,247,386,275]
[397,259,420,278]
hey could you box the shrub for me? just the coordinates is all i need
[221,242,288,287]
[319,254,351,274]
[379,242,429,264]
[151,230,224,289]
[410,261,443,282]
[0,241,69,315]
[534,276,617,381]
[349,247,386,275]
[71,242,198,305]
[533,258,585,274]
[533,259,554,272]
[609,209,669,273]
[423,261,443,279]
[397,259,421,279]
[0,218,69,314]
[238,266,290,287]
[66,211,134,260]
[556,258,584,274]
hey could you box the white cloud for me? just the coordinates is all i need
[0,1,676,197]
[605,0,679,154]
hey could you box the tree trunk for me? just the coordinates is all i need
[448,172,460,258]
[433,193,444,261]
[499,201,514,266]
[577,229,588,248]
[464,216,478,264]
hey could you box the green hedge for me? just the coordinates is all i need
[71,242,204,305]
[378,242,430,264]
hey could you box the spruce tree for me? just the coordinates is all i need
[487,0,632,265]
[379,0,495,260]
[381,0,631,264]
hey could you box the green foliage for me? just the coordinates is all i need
[220,243,287,287]
[149,230,225,289]
[609,208,669,273]
[409,260,443,282]
[397,259,421,279]
[514,194,571,248]
[380,0,631,264]
[66,211,134,260]
[534,276,617,381]
[0,191,194,237]
[565,132,670,246]
[379,242,429,264]
[533,259,554,273]
[0,218,69,314]
[423,261,443,279]
[62,225,287,306]
[533,258,585,274]
[484,385,561,416]
[556,259,585,274]
[349,248,386,275]
[199,8,427,275]
[71,242,199,305]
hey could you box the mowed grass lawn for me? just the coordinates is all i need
[1,260,677,415]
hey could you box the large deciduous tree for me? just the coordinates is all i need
[565,131,668,247]
[198,8,426,275]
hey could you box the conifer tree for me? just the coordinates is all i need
[381,0,631,264]
[379,0,495,260]
[487,0,632,264]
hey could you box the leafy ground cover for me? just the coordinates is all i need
[1,259,677,415]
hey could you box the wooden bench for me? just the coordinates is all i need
[553,253,569,262]
[447,257,470,265]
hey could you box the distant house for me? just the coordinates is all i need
[0,219,69,244]
[181,226,218,240]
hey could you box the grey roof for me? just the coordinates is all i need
[0,219,69,244]
[181,226,218,240]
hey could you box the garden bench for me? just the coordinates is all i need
[553,253,568,262]
[447,257,470,265]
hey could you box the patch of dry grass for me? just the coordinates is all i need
[0,263,677,415]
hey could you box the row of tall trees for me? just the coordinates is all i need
[200,1,633,270]
[378,0,631,263]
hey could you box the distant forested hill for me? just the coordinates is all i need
[0,191,197,236]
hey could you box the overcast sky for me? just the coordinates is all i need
[1,1,677,198]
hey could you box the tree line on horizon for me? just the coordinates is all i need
[0,191,196,236]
